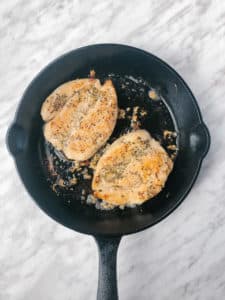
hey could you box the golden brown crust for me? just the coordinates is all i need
[42,78,118,161]
[92,130,173,205]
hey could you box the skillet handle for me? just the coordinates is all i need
[94,236,122,300]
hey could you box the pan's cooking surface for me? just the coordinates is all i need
[39,72,178,212]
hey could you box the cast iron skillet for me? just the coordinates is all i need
[7,44,210,300]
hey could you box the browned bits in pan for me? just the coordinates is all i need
[167,144,178,151]
[90,69,96,78]
[148,88,160,100]
[118,109,126,119]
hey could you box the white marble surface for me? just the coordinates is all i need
[1,0,225,299]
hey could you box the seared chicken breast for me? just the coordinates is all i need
[41,79,93,122]
[41,78,118,161]
[92,130,173,205]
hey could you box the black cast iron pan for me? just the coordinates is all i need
[7,44,210,300]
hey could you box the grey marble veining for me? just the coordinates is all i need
[1,0,225,299]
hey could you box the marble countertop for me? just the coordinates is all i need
[1,0,225,299]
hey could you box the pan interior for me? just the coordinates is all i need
[39,72,178,214]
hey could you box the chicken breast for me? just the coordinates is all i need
[92,130,173,205]
[41,79,97,122]
[42,78,118,161]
